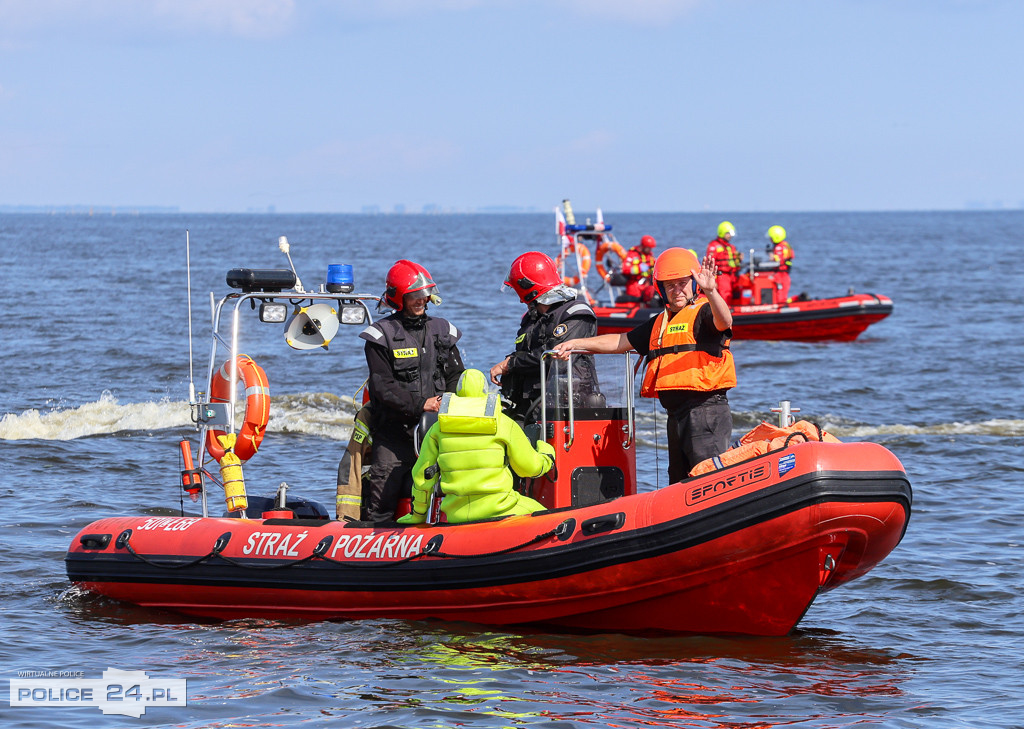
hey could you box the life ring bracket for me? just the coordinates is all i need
[595,240,628,281]
[555,242,593,287]
[204,354,271,463]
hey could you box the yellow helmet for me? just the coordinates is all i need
[717,221,735,238]
[767,225,787,244]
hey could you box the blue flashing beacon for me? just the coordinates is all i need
[327,264,354,293]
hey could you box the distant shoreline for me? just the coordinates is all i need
[0,205,179,215]
[1,206,1021,216]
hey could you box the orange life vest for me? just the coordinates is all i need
[771,240,794,270]
[639,302,736,397]
[621,248,655,279]
[706,237,742,273]
[688,420,841,476]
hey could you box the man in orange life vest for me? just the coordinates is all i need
[553,247,736,482]
[619,235,659,304]
[705,221,743,303]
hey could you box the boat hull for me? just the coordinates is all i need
[594,293,893,341]
[66,441,911,635]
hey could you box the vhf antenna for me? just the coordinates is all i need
[278,236,304,292]
[186,230,196,409]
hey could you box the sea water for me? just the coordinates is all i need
[1,210,1022,728]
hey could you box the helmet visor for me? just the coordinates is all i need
[405,286,442,303]
[406,272,442,305]
[535,284,577,306]
[500,274,536,302]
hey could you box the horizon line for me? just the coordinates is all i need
[3,205,1022,216]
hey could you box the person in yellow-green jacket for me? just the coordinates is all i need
[397,369,555,525]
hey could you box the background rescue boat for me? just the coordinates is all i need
[553,200,893,341]
[594,291,894,341]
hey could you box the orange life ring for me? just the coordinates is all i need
[205,355,270,462]
[594,240,628,281]
[555,242,592,286]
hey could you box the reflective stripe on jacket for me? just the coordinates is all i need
[622,248,655,278]
[771,241,794,270]
[706,238,742,273]
[502,297,599,420]
[411,392,549,523]
[360,313,462,428]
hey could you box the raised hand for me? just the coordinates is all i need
[694,254,719,294]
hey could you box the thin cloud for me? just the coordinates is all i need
[151,0,295,37]
[568,130,616,155]
[314,0,706,25]
[561,0,705,24]
[0,0,704,41]
[0,0,296,39]
[286,134,462,180]
[498,130,615,175]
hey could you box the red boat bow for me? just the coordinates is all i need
[595,292,893,341]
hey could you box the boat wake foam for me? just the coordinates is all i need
[834,419,1024,438]
[0,391,362,442]
[4,393,1019,442]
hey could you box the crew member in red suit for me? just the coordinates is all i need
[766,225,794,302]
[705,221,743,304]
[620,235,659,304]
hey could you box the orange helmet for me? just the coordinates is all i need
[640,235,657,249]
[652,247,700,282]
[504,251,563,304]
[653,247,700,302]
[382,260,440,311]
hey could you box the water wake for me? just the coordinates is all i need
[834,419,1024,438]
[632,410,1024,441]
[0,392,363,442]
[4,394,1020,442]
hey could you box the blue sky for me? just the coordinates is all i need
[1,0,1020,213]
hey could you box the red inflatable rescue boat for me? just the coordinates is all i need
[594,290,894,341]
[549,201,893,341]
[65,253,911,636]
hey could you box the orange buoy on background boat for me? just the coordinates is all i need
[594,240,627,281]
[555,242,592,286]
[205,355,270,462]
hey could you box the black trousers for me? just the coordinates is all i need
[661,391,733,483]
[361,427,415,522]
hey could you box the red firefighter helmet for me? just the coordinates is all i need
[640,235,657,249]
[382,260,440,311]
[504,251,563,304]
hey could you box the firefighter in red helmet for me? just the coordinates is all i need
[619,234,659,303]
[357,260,465,522]
[489,251,601,423]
